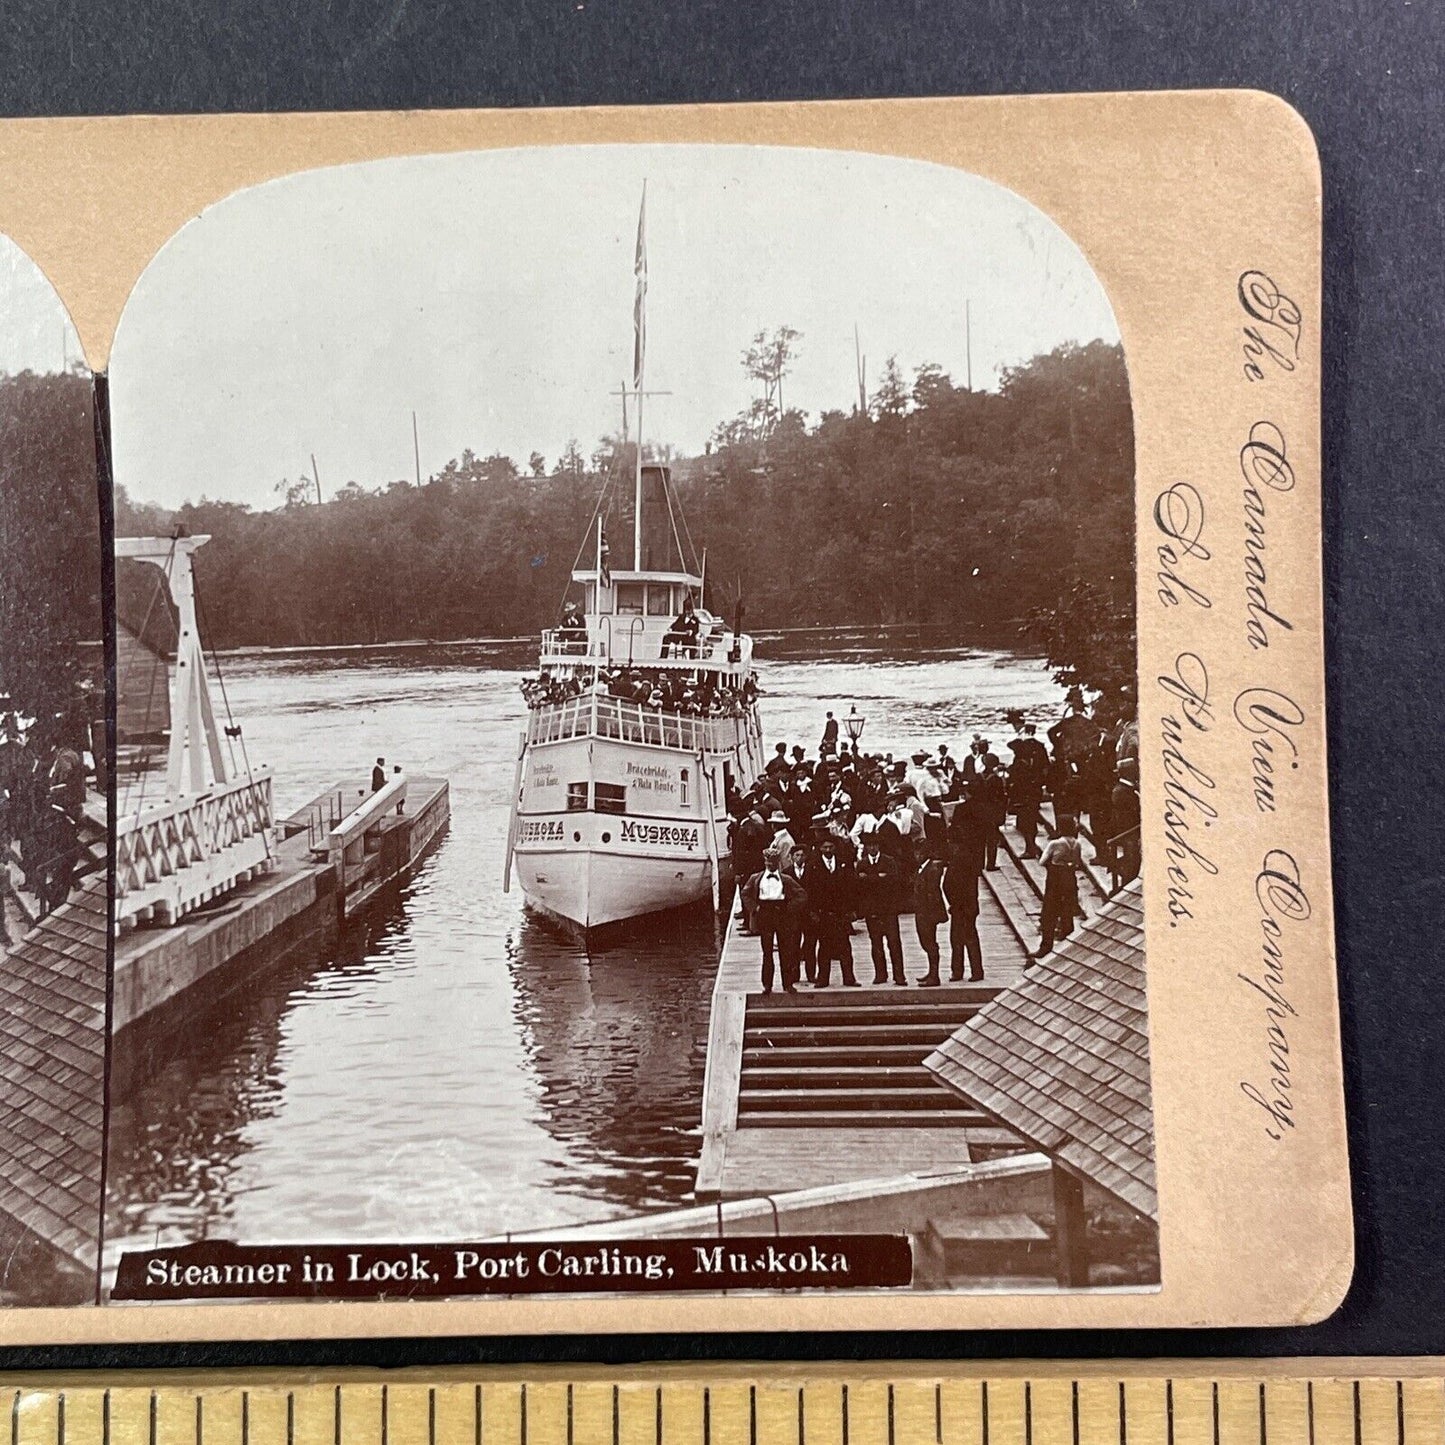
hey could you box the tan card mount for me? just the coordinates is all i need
[0,91,1346,1342]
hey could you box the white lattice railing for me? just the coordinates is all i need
[115,770,276,931]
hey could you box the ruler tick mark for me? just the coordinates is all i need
[750,1387,758,1445]
[288,1394,295,1445]
[799,1388,806,1445]
[1259,1383,1266,1445]
[243,1392,251,1445]
[520,1385,526,1445]
[1072,1382,1080,1445]
[655,1386,662,1445]
[1306,1384,1315,1445]
[1025,1382,1033,1445]
[842,1385,850,1445]
[57,1394,65,1445]
[1353,1382,1362,1445]
[567,1386,574,1445]
[428,1390,435,1445]
[611,1386,619,1445]
[196,1394,203,1445]
[475,1384,483,1445]
[888,1386,895,1445]
[150,1391,158,1445]
[11,1390,18,1445]
[703,1390,711,1445]
[1396,1381,1405,1445]
[935,1384,943,1445]
[1166,1382,1174,1445]
[1212,1384,1220,1445]
[335,1385,343,1445]
[981,1382,988,1445]
[1119,1382,1127,1445]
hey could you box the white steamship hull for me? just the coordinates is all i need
[514,837,722,932]
[509,694,763,933]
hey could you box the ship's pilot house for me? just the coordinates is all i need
[558,571,728,665]
[543,465,739,669]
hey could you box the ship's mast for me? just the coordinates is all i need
[632,183,647,570]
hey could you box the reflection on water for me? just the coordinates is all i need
[507,907,719,1210]
[104,633,1065,1267]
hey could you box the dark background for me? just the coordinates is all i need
[2,0,1441,1370]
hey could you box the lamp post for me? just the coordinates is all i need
[844,703,866,757]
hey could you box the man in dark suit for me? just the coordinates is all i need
[948,786,989,879]
[661,597,700,657]
[731,806,770,933]
[804,835,859,988]
[820,711,839,759]
[741,845,805,994]
[975,755,1009,871]
[855,832,906,985]
[1007,722,1049,859]
[1111,758,1141,888]
[943,852,984,981]
[783,842,814,983]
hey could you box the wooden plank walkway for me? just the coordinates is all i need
[694,796,1137,1205]
[714,1125,1027,1196]
[0,873,106,1290]
[698,882,1033,1202]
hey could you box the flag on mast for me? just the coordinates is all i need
[632,183,647,392]
[597,517,612,589]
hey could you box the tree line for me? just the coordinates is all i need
[0,368,103,730]
[113,338,1135,697]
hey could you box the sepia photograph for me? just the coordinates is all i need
[98,142,1153,1299]
[0,236,108,1306]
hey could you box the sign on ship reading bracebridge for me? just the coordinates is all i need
[112,1237,913,1301]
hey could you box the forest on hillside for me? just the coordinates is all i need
[114,339,1135,697]
[0,368,102,726]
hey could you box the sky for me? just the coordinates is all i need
[110,144,1120,512]
[0,236,84,377]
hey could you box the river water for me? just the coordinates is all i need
[103,634,1066,1265]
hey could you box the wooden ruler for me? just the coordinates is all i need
[5,1365,1445,1445]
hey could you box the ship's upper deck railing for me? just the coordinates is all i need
[540,613,752,672]
[525,690,756,755]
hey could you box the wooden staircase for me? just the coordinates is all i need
[737,987,1014,1133]
[981,804,1116,953]
[700,872,1035,1200]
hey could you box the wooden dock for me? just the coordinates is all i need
[112,774,449,1037]
[696,807,1115,1203]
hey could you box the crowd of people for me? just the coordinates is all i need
[731,694,1141,994]
[0,699,97,944]
[519,664,760,720]
[523,596,756,719]
[518,671,586,709]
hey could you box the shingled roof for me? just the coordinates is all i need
[0,873,107,1277]
[923,880,1155,1222]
